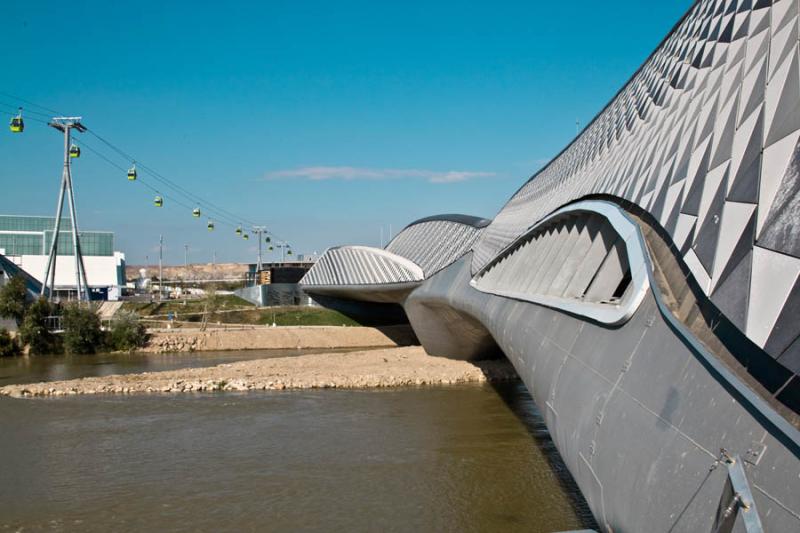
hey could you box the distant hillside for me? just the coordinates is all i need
[126,263,249,282]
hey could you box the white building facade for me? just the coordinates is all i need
[0,215,126,301]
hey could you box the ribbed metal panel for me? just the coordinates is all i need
[301,246,423,286]
[386,220,483,277]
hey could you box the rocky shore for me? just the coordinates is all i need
[144,325,417,353]
[0,346,518,397]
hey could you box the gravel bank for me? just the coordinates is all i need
[144,325,417,353]
[0,347,518,397]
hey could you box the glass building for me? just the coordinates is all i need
[0,215,114,257]
[0,215,125,300]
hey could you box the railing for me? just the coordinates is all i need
[45,315,63,332]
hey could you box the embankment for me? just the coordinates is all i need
[144,325,417,353]
[0,346,517,397]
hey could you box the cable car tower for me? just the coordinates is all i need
[252,226,267,272]
[41,117,90,302]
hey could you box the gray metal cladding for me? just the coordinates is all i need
[472,0,800,356]
[472,201,651,325]
[300,246,423,286]
[386,220,484,277]
[403,256,800,532]
[302,215,484,288]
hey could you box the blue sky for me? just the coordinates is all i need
[1,0,692,265]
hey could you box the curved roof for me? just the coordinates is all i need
[398,214,492,230]
[300,246,423,287]
[386,215,487,277]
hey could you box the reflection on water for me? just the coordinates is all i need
[0,381,596,532]
[0,348,358,386]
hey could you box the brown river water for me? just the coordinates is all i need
[0,351,596,532]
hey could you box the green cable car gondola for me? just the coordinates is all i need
[69,144,81,158]
[287,249,293,256]
[154,196,163,207]
[192,208,201,217]
[127,164,137,181]
[207,220,215,231]
[265,236,271,243]
[268,246,274,251]
[235,226,243,236]
[9,108,23,133]
[243,233,249,240]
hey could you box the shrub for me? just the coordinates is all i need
[62,305,103,355]
[0,275,29,326]
[19,298,59,355]
[108,311,148,351]
[0,328,19,357]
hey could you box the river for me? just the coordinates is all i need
[0,348,358,386]
[0,352,596,532]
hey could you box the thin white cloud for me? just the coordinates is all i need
[264,166,495,184]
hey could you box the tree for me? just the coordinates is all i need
[62,305,103,355]
[19,298,59,355]
[108,311,148,351]
[200,284,220,332]
[0,275,29,326]
[0,328,19,357]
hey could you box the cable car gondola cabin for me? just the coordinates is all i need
[9,109,23,133]
[69,145,81,158]
[243,233,249,240]
[287,250,293,256]
[127,165,137,181]
[154,196,163,208]
[192,208,201,218]
[207,221,215,231]
[265,236,271,243]
[235,226,243,236]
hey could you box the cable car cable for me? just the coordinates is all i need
[0,102,52,120]
[84,128,258,227]
[2,93,294,247]
[0,91,63,116]
[0,94,274,237]
[78,132,244,227]
[74,137,244,232]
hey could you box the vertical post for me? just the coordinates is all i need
[41,179,66,298]
[64,124,89,301]
[158,235,163,301]
[41,126,71,299]
[257,229,263,273]
[184,244,188,296]
[43,117,89,302]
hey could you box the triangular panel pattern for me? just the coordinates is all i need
[758,136,800,258]
[765,277,800,364]
[472,0,800,351]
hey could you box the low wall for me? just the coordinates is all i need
[234,284,312,307]
[144,325,417,353]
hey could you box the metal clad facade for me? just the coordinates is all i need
[301,246,423,286]
[472,0,800,355]
[386,220,483,277]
